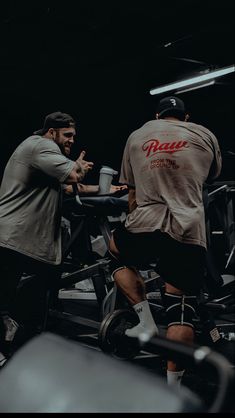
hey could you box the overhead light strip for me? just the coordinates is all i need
[150,64,235,95]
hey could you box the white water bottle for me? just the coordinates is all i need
[98,166,118,195]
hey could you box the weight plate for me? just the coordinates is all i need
[98,309,140,360]
[101,288,114,318]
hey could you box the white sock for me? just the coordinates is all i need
[125,300,158,341]
[167,370,185,387]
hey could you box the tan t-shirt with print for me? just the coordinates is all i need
[120,119,222,249]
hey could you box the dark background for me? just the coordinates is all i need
[0,0,234,183]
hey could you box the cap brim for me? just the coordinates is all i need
[33,128,46,135]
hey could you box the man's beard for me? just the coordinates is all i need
[55,133,71,156]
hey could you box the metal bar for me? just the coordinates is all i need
[49,310,101,330]
[98,216,112,248]
[142,335,234,413]
[62,217,85,258]
[59,261,107,288]
[208,185,227,197]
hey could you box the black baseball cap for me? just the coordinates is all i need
[157,96,186,120]
[34,111,76,135]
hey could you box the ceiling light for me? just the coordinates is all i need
[150,64,235,95]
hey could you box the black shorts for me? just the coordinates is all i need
[112,224,206,295]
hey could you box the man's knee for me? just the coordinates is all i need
[164,292,198,330]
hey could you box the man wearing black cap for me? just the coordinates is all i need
[108,96,222,386]
[0,111,94,363]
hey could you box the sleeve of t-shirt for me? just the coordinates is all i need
[207,131,222,181]
[32,139,76,183]
[119,137,135,187]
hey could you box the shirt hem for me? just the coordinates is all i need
[0,243,61,265]
[125,226,207,249]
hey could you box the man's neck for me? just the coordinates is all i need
[163,116,180,121]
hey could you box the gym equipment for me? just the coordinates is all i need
[97,189,235,359]
[46,180,235,412]
[89,182,235,407]
[97,308,234,412]
[47,192,129,331]
[205,181,235,278]
[97,282,234,361]
[0,332,232,413]
[98,308,140,359]
[48,181,234,345]
[14,181,234,401]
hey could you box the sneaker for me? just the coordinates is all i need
[2,316,19,342]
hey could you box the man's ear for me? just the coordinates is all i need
[185,113,190,122]
[48,128,55,138]
[156,113,159,120]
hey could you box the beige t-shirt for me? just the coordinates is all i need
[120,119,222,249]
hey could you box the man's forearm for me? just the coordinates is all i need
[63,183,99,195]
[77,184,99,195]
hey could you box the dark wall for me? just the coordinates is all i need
[0,1,234,183]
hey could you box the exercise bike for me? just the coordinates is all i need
[45,181,234,362]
